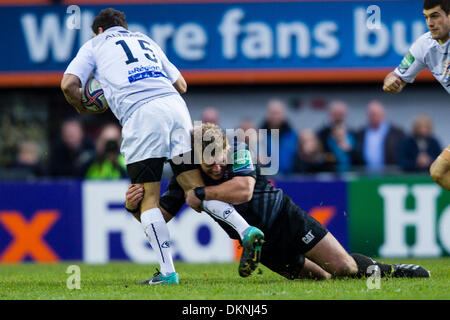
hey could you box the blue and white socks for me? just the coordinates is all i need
[140,208,176,276]
[202,200,250,240]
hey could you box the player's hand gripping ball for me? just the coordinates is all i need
[81,77,109,112]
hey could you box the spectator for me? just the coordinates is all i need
[84,123,127,179]
[237,118,258,146]
[49,118,95,177]
[354,100,405,173]
[292,129,333,174]
[326,123,356,173]
[259,99,298,174]
[202,107,220,125]
[317,100,351,153]
[238,119,257,139]
[236,118,260,165]
[398,115,442,172]
[12,140,47,178]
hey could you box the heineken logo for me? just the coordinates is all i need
[398,51,415,74]
[233,149,254,172]
[350,179,450,259]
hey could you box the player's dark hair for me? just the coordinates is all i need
[91,8,128,34]
[423,0,450,15]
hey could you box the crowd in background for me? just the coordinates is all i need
[8,118,127,180]
[201,98,442,177]
[4,97,443,180]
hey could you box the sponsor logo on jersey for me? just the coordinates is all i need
[398,51,415,74]
[302,230,315,244]
[233,149,254,172]
[128,70,167,83]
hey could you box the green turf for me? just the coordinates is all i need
[0,258,449,300]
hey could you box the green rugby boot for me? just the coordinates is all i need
[239,227,265,278]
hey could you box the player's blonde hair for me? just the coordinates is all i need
[191,122,230,161]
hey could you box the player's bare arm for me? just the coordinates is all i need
[173,75,187,94]
[383,71,407,94]
[205,176,255,204]
[61,74,107,115]
[186,176,255,207]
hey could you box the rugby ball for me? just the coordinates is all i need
[81,77,109,112]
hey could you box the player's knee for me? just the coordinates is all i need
[333,256,358,276]
[311,270,332,280]
[294,271,331,281]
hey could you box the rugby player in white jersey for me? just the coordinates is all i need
[61,8,264,285]
[383,0,450,190]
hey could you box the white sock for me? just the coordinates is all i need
[140,208,175,275]
[202,200,250,240]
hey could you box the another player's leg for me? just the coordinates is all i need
[430,145,450,190]
[125,184,174,223]
[139,181,178,285]
[350,253,430,278]
[261,247,331,280]
[295,258,331,280]
[127,158,178,285]
[170,156,265,278]
[306,234,430,278]
[305,233,359,277]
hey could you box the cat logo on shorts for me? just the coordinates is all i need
[302,230,315,244]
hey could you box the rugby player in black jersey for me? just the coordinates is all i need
[126,123,430,280]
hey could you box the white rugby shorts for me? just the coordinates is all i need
[120,94,193,165]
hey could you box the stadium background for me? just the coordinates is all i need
[0,0,449,266]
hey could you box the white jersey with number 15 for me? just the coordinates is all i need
[64,26,181,125]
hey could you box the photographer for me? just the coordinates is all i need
[84,123,127,179]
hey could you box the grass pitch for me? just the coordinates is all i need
[0,258,449,300]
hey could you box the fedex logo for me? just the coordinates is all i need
[0,181,236,264]
[0,210,60,263]
[0,181,84,263]
[0,180,348,264]
[82,181,234,263]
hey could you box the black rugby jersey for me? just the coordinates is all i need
[159,141,284,240]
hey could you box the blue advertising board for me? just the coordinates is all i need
[0,181,83,262]
[275,179,348,250]
[0,0,432,85]
[0,179,350,263]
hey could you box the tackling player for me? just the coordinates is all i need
[61,8,264,285]
[126,123,430,281]
[383,0,450,190]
